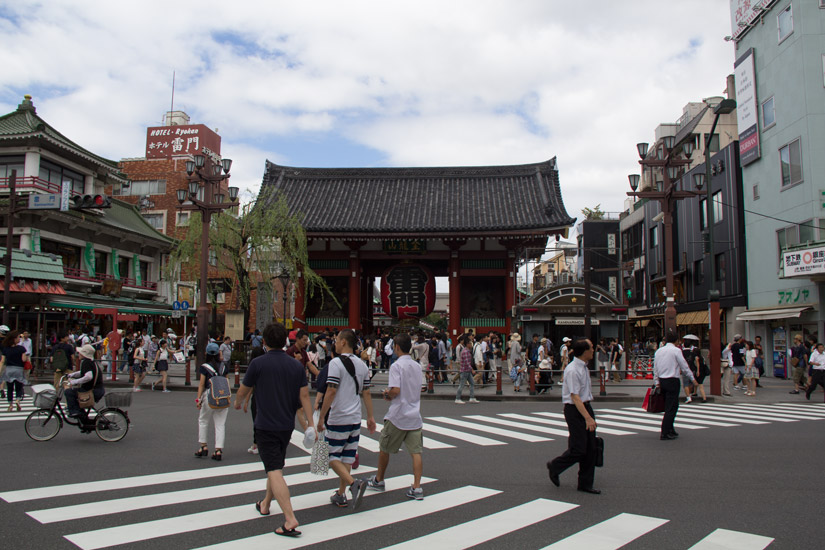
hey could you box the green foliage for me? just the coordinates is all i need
[581,204,605,220]
[165,192,332,329]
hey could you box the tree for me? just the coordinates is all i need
[165,192,331,333]
[581,204,605,220]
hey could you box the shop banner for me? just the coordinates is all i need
[783,246,825,277]
[112,249,120,279]
[30,229,40,253]
[84,242,95,275]
[134,254,142,286]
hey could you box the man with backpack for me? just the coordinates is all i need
[317,329,376,511]
[50,330,75,388]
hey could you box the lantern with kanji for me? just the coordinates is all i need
[380,264,436,319]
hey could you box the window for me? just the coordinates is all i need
[777,226,800,261]
[694,259,705,285]
[761,96,775,129]
[0,156,24,181]
[753,184,760,201]
[40,240,81,270]
[779,139,803,187]
[649,226,658,248]
[712,191,724,223]
[39,160,84,194]
[176,211,191,226]
[208,249,217,267]
[139,261,150,285]
[819,219,825,240]
[715,253,726,282]
[699,199,707,230]
[93,250,107,277]
[778,4,793,43]
[114,179,167,196]
[142,213,165,232]
[703,133,720,154]
[799,220,815,244]
[118,256,131,279]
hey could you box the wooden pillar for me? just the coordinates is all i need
[449,253,461,339]
[294,271,305,329]
[348,254,360,330]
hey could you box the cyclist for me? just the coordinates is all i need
[63,344,104,419]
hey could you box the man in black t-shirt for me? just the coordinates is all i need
[234,323,314,538]
[729,335,746,390]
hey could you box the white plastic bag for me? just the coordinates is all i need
[310,410,329,475]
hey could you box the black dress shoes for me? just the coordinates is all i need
[669,431,679,437]
[546,462,560,487]
[578,487,601,494]
[660,433,678,440]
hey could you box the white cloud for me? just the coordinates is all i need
[0,0,736,222]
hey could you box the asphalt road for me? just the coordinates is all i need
[1,389,822,549]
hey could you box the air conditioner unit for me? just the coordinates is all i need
[520,315,533,321]
[617,315,628,321]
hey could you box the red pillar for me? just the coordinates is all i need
[348,255,361,330]
[448,254,461,340]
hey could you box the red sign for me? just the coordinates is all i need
[107,330,122,353]
[380,264,436,320]
[145,124,222,159]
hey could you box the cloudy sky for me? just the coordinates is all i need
[0,0,735,225]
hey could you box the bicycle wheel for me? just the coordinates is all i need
[95,408,129,442]
[25,409,63,441]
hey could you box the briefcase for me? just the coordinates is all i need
[595,436,604,467]
[643,386,665,413]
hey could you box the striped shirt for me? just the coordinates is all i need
[460,347,474,372]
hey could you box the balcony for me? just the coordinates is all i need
[62,266,158,291]
[0,176,64,195]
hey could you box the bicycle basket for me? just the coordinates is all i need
[104,391,133,408]
[33,390,57,409]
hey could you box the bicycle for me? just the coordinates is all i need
[24,376,131,442]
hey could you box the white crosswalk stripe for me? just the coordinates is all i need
[3,458,777,550]
[426,416,552,442]
[606,409,739,427]
[501,412,636,436]
[420,421,506,446]
[360,419,455,449]
[707,403,825,420]
[597,413,707,430]
[535,411,665,433]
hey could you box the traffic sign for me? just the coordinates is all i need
[180,300,190,310]
[28,193,60,210]
[172,310,182,318]
[172,301,181,310]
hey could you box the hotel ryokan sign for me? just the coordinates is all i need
[145,124,222,160]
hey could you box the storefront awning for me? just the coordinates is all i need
[0,281,66,294]
[676,310,710,325]
[46,301,176,316]
[736,306,813,321]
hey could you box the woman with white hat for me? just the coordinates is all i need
[1,329,29,412]
[63,344,104,418]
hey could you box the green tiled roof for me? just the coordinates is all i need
[0,95,125,178]
[0,246,66,281]
[50,198,176,245]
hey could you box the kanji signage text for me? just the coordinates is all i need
[380,264,436,319]
[784,246,825,277]
[145,124,222,160]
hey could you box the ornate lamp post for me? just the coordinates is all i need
[627,135,700,337]
[176,154,239,367]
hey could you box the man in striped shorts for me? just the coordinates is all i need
[317,329,376,510]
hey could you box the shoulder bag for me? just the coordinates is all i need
[77,364,99,409]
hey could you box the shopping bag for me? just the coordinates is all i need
[644,386,665,413]
[310,439,330,476]
[173,351,185,364]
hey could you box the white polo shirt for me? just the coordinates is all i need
[561,357,593,404]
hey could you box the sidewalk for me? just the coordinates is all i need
[49,362,823,405]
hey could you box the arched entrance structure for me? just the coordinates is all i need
[256,158,575,337]
[515,283,625,344]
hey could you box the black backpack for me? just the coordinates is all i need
[428,345,439,365]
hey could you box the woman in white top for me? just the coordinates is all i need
[743,340,759,397]
[150,338,175,392]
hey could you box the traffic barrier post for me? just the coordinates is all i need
[234,361,240,389]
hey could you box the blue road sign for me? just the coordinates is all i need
[172,301,181,310]
[180,300,190,310]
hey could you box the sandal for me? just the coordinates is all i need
[255,501,270,516]
[195,445,208,458]
[275,524,301,538]
[212,449,222,461]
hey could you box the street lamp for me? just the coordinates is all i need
[627,135,701,337]
[691,97,737,396]
[176,153,238,370]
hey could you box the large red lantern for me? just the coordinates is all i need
[380,264,436,320]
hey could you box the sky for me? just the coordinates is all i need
[0,0,736,231]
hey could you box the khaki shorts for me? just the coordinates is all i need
[379,419,424,455]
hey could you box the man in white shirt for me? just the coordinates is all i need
[547,338,600,494]
[317,329,376,510]
[366,333,425,500]
[654,332,696,440]
[806,342,825,401]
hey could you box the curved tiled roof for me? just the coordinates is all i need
[257,158,575,236]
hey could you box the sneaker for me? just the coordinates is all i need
[162,389,171,393]
[468,398,480,404]
[685,396,692,403]
[247,445,259,455]
[405,485,424,500]
[349,479,367,511]
[733,385,741,390]
[455,399,466,404]
[302,427,316,449]
[330,491,348,507]
[366,475,385,491]
[133,388,142,392]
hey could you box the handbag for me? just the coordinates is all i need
[77,364,99,409]
[643,385,665,413]
[23,360,33,371]
[310,413,329,475]
[595,436,604,468]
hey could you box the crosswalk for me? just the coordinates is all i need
[284,402,825,454]
[0,457,776,550]
[0,395,38,422]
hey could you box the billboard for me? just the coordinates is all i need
[783,246,825,277]
[145,124,221,160]
[729,0,771,40]
[734,48,760,166]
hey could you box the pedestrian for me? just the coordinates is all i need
[195,342,230,461]
[150,338,174,392]
[509,333,523,392]
[753,335,765,387]
[546,338,600,494]
[49,330,75,389]
[653,332,696,440]
[743,340,759,397]
[366,333,425,500]
[560,337,571,370]
[609,338,622,383]
[411,334,430,391]
[805,342,825,401]
[250,329,263,349]
[455,335,479,404]
[1,330,29,412]
[681,338,697,403]
[788,334,809,394]
[132,343,148,392]
[234,323,314,537]
[721,342,733,396]
[729,334,747,390]
[684,335,707,403]
[220,336,233,372]
[63,344,104,418]
[316,329,376,510]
